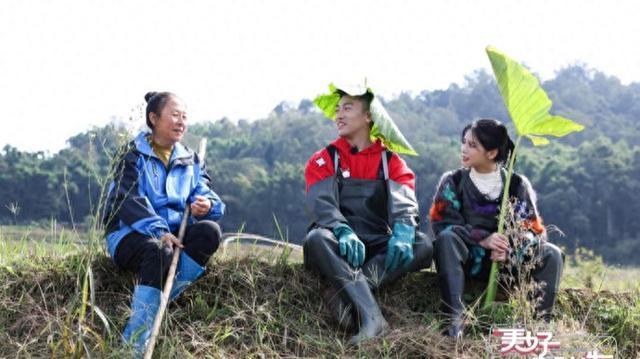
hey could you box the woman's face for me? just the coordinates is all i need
[150,96,187,146]
[461,129,497,171]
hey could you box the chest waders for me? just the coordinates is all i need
[304,147,434,344]
[332,147,433,289]
[333,147,393,248]
[303,147,392,344]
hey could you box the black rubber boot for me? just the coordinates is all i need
[345,270,389,345]
[322,285,355,331]
[362,231,434,290]
[532,242,564,321]
[303,228,388,344]
[434,231,469,338]
[439,273,465,338]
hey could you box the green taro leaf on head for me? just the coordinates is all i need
[313,82,418,156]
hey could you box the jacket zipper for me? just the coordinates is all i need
[152,161,159,189]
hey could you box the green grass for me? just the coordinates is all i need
[562,247,640,292]
[0,226,638,357]
[0,224,84,267]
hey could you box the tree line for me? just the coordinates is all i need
[2,64,639,264]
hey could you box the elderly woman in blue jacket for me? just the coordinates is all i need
[103,91,225,351]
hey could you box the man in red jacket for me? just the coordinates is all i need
[304,83,433,344]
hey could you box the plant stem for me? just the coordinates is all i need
[483,135,521,310]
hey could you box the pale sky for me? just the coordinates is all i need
[2,0,639,153]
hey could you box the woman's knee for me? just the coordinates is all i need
[137,241,173,288]
[542,242,564,268]
[433,230,470,271]
[185,221,221,251]
[434,230,463,255]
[414,231,434,267]
[191,220,222,248]
[183,221,222,265]
[139,241,173,269]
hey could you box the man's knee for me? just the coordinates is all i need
[303,228,334,253]
[303,227,336,269]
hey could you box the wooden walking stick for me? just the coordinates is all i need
[144,138,207,359]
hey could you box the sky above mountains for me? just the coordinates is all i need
[2,0,638,152]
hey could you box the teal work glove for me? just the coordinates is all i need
[333,223,365,268]
[385,222,415,272]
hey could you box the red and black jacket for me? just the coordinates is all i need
[305,137,418,238]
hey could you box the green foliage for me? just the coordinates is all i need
[486,46,585,145]
[1,65,640,264]
[558,288,640,357]
[563,248,607,290]
[483,46,585,308]
[595,295,640,355]
[314,82,418,155]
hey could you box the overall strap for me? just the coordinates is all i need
[381,150,389,181]
[326,145,340,174]
[326,144,390,180]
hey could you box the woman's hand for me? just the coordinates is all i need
[161,232,183,248]
[190,195,211,217]
[479,232,509,262]
[489,248,507,262]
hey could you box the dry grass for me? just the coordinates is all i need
[0,243,637,358]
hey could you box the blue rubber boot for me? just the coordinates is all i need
[122,285,161,354]
[169,251,205,301]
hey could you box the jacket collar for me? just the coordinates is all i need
[133,131,192,163]
[331,137,385,155]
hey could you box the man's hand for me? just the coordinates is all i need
[385,222,415,272]
[190,195,211,217]
[333,224,365,268]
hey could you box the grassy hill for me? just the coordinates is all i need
[1,242,638,358]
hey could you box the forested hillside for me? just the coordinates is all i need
[2,65,639,264]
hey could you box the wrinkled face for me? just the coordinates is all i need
[461,129,497,170]
[149,96,187,145]
[335,95,371,139]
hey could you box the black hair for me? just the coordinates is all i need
[461,118,515,164]
[337,90,374,114]
[144,91,176,129]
